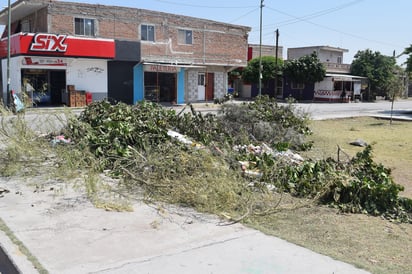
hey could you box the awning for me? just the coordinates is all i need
[325,73,367,81]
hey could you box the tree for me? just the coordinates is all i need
[403,44,412,75]
[283,52,326,100]
[350,49,397,99]
[384,65,406,124]
[242,56,283,96]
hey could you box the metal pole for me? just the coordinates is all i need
[274,29,279,98]
[258,0,264,96]
[6,0,11,106]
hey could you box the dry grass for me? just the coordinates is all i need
[303,117,412,198]
[248,116,412,274]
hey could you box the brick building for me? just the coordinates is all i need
[0,0,251,106]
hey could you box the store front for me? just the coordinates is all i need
[314,74,367,102]
[21,66,66,106]
[0,33,115,106]
[133,63,185,105]
[143,65,177,103]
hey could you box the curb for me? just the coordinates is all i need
[0,229,39,274]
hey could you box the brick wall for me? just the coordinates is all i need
[45,1,250,66]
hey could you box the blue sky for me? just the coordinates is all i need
[2,0,410,65]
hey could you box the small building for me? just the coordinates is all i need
[287,45,350,74]
[0,0,251,106]
[314,74,367,102]
[283,45,367,102]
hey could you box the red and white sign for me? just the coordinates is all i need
[30,34,68,52]
[0,33,115,59]
[22,57,67,66]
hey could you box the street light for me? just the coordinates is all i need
[258,0,264,96]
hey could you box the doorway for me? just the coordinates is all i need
[144,71,176,102]
[21,69,66,106]
[197,73,205,100]
[205,73,214,101]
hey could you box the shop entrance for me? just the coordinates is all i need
[144,71,176,103]
[205,73,214,101]
[21,69,66,106]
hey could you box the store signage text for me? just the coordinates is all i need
[30,34,68,52]
[144,65,180,73]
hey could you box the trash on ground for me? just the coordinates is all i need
[51,135,71,146]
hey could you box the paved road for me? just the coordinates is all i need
[293,99,412,120]
[167,98,412,121]
[3,99,412,135]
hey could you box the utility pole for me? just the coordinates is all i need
[6,0,11,106]
[274,29,279,98]
[258,0,264,96]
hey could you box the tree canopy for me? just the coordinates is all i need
[403,44,412,75]
[283,52,326,84]
[350,49,397,97]
[242,56,283,85]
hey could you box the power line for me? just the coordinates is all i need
[228,7,260,24]
[268,0,365,27]
[153,0,255,9]
[263,1,403,49]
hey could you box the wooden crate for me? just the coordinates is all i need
[69,91,76,107]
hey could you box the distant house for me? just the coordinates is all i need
[283,46,368,102]
[0,0,251,106]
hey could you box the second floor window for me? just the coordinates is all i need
[21,20,31,32]
[141,24,155,42]
[75,18,95,36]
[178,29,192,45]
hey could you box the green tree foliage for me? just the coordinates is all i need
[283,52,326,84]
[350,49,397,98]
[242,56,283,86]
[403,44,412,75]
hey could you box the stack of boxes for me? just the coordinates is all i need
[67,85,87,107]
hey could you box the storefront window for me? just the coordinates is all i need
[21,69,66,106]
[22,70,49,106]
[144,71,176,102]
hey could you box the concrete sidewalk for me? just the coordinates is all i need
[0,176,370,274]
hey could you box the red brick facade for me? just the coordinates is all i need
[15,0,250,67]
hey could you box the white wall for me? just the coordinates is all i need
[66,59,108,99]
[2,57,23,103]
[315,77,334,90]
[2,57,108,104]
[318,50,343,63]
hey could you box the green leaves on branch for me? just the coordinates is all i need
[283,52,326,84]
[262,145,411,222]
[65,100,177,159]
